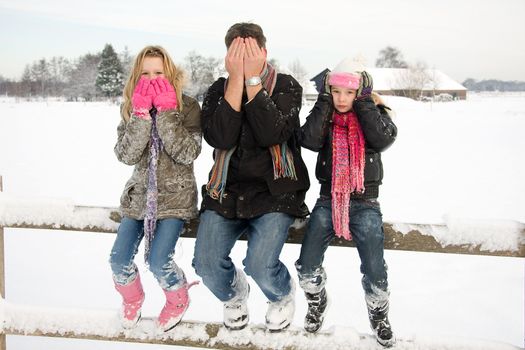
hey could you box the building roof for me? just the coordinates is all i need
[368,68,467,91]
[310,67,466,92]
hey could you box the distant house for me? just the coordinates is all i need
[310,67,467,100]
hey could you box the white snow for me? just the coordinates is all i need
[0,193,118,231]
[0,93,524,349]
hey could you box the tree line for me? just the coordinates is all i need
[462,79,525,92]
[0,44,311,101]
[2,44,521,101]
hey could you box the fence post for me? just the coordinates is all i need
[0,175,6,350]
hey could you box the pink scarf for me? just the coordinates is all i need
[331,111,365,240]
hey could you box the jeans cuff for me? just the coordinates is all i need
[296,263,327,295]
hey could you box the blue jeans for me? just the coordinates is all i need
[109,217,185,290]
[296,197,389,299]
[192,210,295,303]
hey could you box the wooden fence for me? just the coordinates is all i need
[1,175,523,350]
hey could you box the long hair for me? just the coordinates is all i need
[121,46,184,121]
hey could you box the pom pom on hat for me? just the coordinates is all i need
[328,56,365,89]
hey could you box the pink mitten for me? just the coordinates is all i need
[132,77,153,119]
[151,78,178,112]
[333,113,349,127]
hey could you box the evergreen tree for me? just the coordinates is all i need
[375,46,408,68]
[96,44,124,98]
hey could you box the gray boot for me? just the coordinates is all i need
[367,299,395,347]
[223,269,250,330]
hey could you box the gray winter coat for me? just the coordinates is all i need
[115,94,202,221]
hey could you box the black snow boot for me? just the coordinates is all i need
[304,288,328,333]
[368,302,395,347]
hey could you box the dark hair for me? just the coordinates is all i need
[225,22,266,49]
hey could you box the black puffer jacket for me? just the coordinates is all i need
[200,74,310,219]
[300,92,397,199]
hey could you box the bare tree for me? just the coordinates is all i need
[268,58,281,72]
[396,61,433,99]
[288,59,309,89]
[183,50,222,100]
[119,46,134,80]
[66,53,101,101]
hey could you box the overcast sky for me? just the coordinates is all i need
[1,0,524,83]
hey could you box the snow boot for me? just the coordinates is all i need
[304,287,328,333]
[158,280,199,332]
[114,273,145,329]
[223,269,250,330]
[368,302,395,348]
[265,279,295,332]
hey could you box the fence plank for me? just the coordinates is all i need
[3,207,524,257]
[0,299,370,350]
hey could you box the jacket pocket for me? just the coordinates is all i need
[162,179,195,209]
[364,151,382,183]
[120,181,136,208]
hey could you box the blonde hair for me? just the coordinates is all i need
[371,92,395,118]
[371,92,385,106]
[121,45,184,121]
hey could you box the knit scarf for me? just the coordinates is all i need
[144,109,162,262]
[331,111,365,240]
[206,63,297,202]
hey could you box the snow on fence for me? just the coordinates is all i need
[0,175,524,350]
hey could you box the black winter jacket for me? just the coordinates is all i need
[200,74,310,219]
[300,93,397,199]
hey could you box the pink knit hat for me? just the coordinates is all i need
[328,72,360,89]
[328,57,365,89]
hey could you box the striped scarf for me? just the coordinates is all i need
[206,63,297,202]
[331,111,365,240]
[144,109,162,262]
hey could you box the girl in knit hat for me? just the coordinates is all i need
[110,45,201,332]
[295,58,397,347]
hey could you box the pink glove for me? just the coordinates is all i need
[132,77,154,119]
[151,78,178,112]
[333,113,349,127]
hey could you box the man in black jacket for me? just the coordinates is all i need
[192,22,309,332]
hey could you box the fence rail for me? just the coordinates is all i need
[4,206,524,258]
[1,175,524,350]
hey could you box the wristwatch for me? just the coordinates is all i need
[245,76,262,86]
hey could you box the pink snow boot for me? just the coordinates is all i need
[114,274,145,329]
[158,281,199,331]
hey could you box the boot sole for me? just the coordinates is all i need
[162,318,183,332]
[121,313,141,329]
[224,322,249,331]
[266,321,291,333]
[376,335,396,348]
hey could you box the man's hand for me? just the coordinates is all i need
[225,37,245,80]
[224,37,245,112]
[243,37,266,80]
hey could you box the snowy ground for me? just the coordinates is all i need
[0,92,524,349]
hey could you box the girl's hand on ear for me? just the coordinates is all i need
[356,71,373,100]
